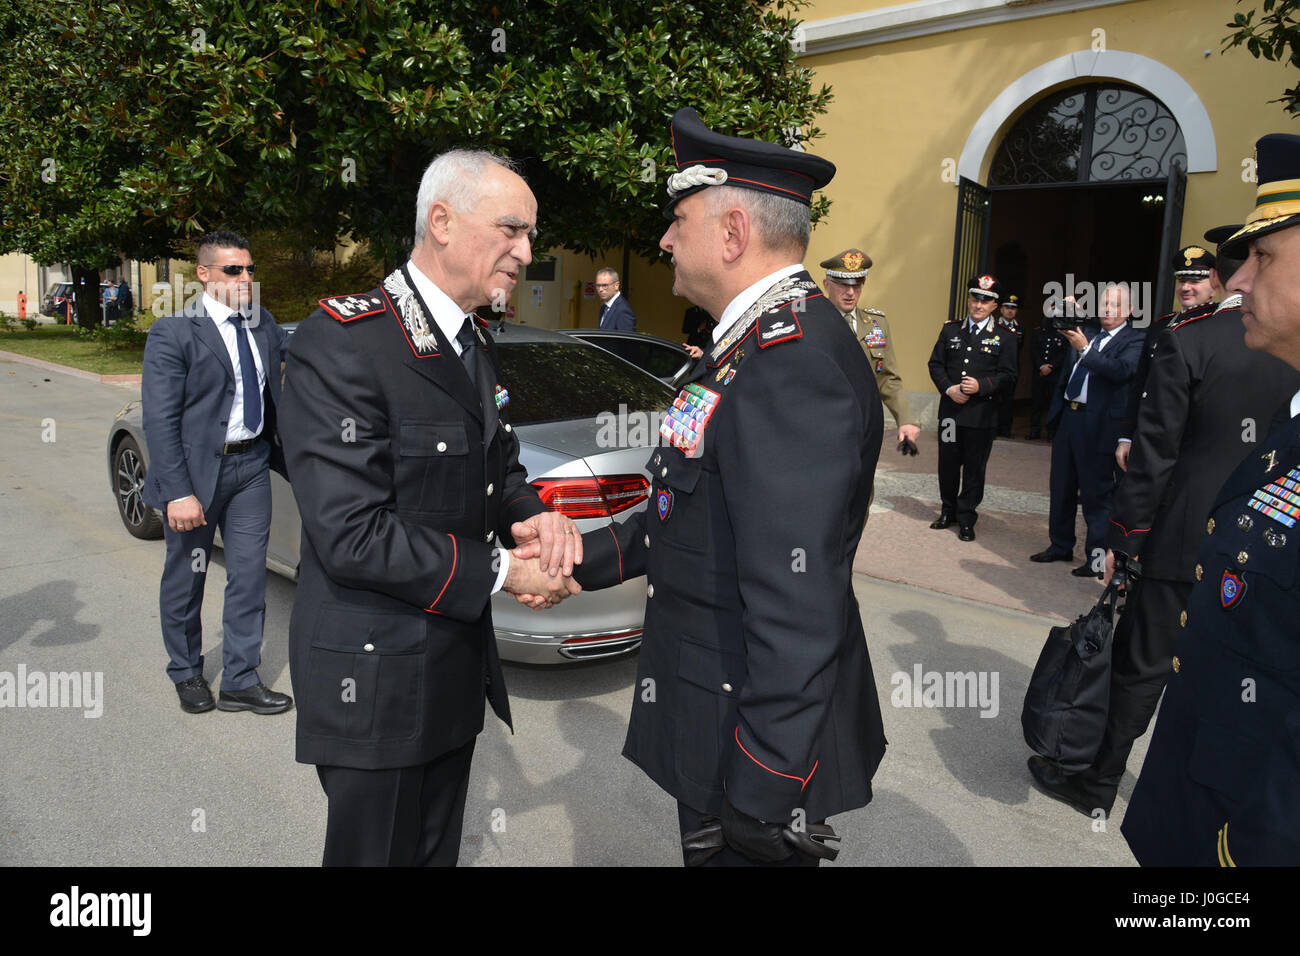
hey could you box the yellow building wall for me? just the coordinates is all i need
[551,248,692,341]
[801,0,1299,399]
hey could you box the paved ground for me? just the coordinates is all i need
[0,358,1143,866]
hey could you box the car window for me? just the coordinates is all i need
[639,342,689,378]
[496,342,674,424]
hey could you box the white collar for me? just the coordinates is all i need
[1099,320,1129,337]
[406,259,474,345]
[203,292,237,324]
[1291,388,1300,419]
[603,292,621,306]
[967,314,993,333]
[712,264,803,345]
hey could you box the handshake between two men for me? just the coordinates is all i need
[502,510,584,610]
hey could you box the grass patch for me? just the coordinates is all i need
[0,323,145,375]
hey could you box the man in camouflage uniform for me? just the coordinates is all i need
[820,249,921,451]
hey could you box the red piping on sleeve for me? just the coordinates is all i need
[426,534,458,611]
[608,525,623,583]
[734,727,818,790]
[1109,519,1149,537]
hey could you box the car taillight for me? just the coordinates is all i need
[531,475,650,519]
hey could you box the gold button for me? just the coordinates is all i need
[1195,563,1203,581]
[1237,550,1249,565]
[1172,656,1181,673]
[1207,518,1216,534]
[1179,610,1187,627]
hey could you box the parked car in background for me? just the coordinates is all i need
[41,280,115,321]
[560,328,694,386]
[107,322,674,665]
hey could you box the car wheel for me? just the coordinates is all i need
[114,436,163,539]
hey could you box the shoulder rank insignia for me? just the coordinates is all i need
[710,274,816,361]
[319,293,384,323]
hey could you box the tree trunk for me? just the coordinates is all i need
[70,264,101,328]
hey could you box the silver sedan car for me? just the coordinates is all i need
[107,322,673,664]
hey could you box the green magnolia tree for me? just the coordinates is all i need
[0,0,831,325]
[1225,0,1300,115]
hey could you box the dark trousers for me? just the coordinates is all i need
[1029,371,1060,436]
[1047,407,1117,563]
[677,802,821,868]
[1077,577,1192,808]
[160,439,271,691]
[317,738,477,867]
[937,425,996,527]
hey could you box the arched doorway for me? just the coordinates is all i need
[949,82,1189,426]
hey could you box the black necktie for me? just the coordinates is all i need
[599,304,608,328]
[227,313,261,432]
[456,317,479,389]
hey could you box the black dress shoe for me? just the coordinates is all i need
[958,525,975,541]
[176,676,215,714]
[1029,549,1072,563]
[1027,756,1113,817]
[929,513,954,530]
[217,682,293,715]
[1071,562,1102,579]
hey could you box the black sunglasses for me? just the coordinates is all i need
[203,264,256,276]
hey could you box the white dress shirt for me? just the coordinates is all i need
[1291,388,1300,419]
[405,260,511,593]
[1072,320,1127,405]
[711,264,804,346]
[203,292,267,444]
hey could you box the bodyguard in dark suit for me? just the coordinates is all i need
[995,293,1024,437]
[141,230,293,715]
[568,108,887,866]
[278,151,582,867]
[595,267,636,330]
[1123,133,1300,865]
[1029,284,1143,576]
[927,275,1019,540]
[1028,244,1300,817]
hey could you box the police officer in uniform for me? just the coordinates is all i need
[278,150,582,866]
[927,275,1019,540]
[1115,245,1219,471]
[820,248,921,451]
[1123,134,1300,865]
[1027,318,1066,440]
[996,293,1024,437]
[1028,230,1300,819]
[569,108,887,866]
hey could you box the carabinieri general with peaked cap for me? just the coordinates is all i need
[572,107,888,866]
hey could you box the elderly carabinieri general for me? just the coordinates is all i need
[571,107,888,867]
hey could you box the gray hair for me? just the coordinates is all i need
[708,185,810,256]
[413,150,520,247]
[596,267,619,282]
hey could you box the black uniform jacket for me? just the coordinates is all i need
[573,271,888,823]
[277,268,545,770]
[928,317,1019,428]
[1120,306,1208,441]
[1107,305,1300,581]
[1029,325,1065,372]
[1046,323,1144,453]
[1122,403,1300,865]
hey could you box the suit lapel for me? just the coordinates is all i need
[192,310,235,381]
[394,273,484,424]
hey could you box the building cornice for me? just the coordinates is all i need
[798,0,1144,54]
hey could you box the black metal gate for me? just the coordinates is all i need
[1153,161,1187,320]
[949,177,991,322]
